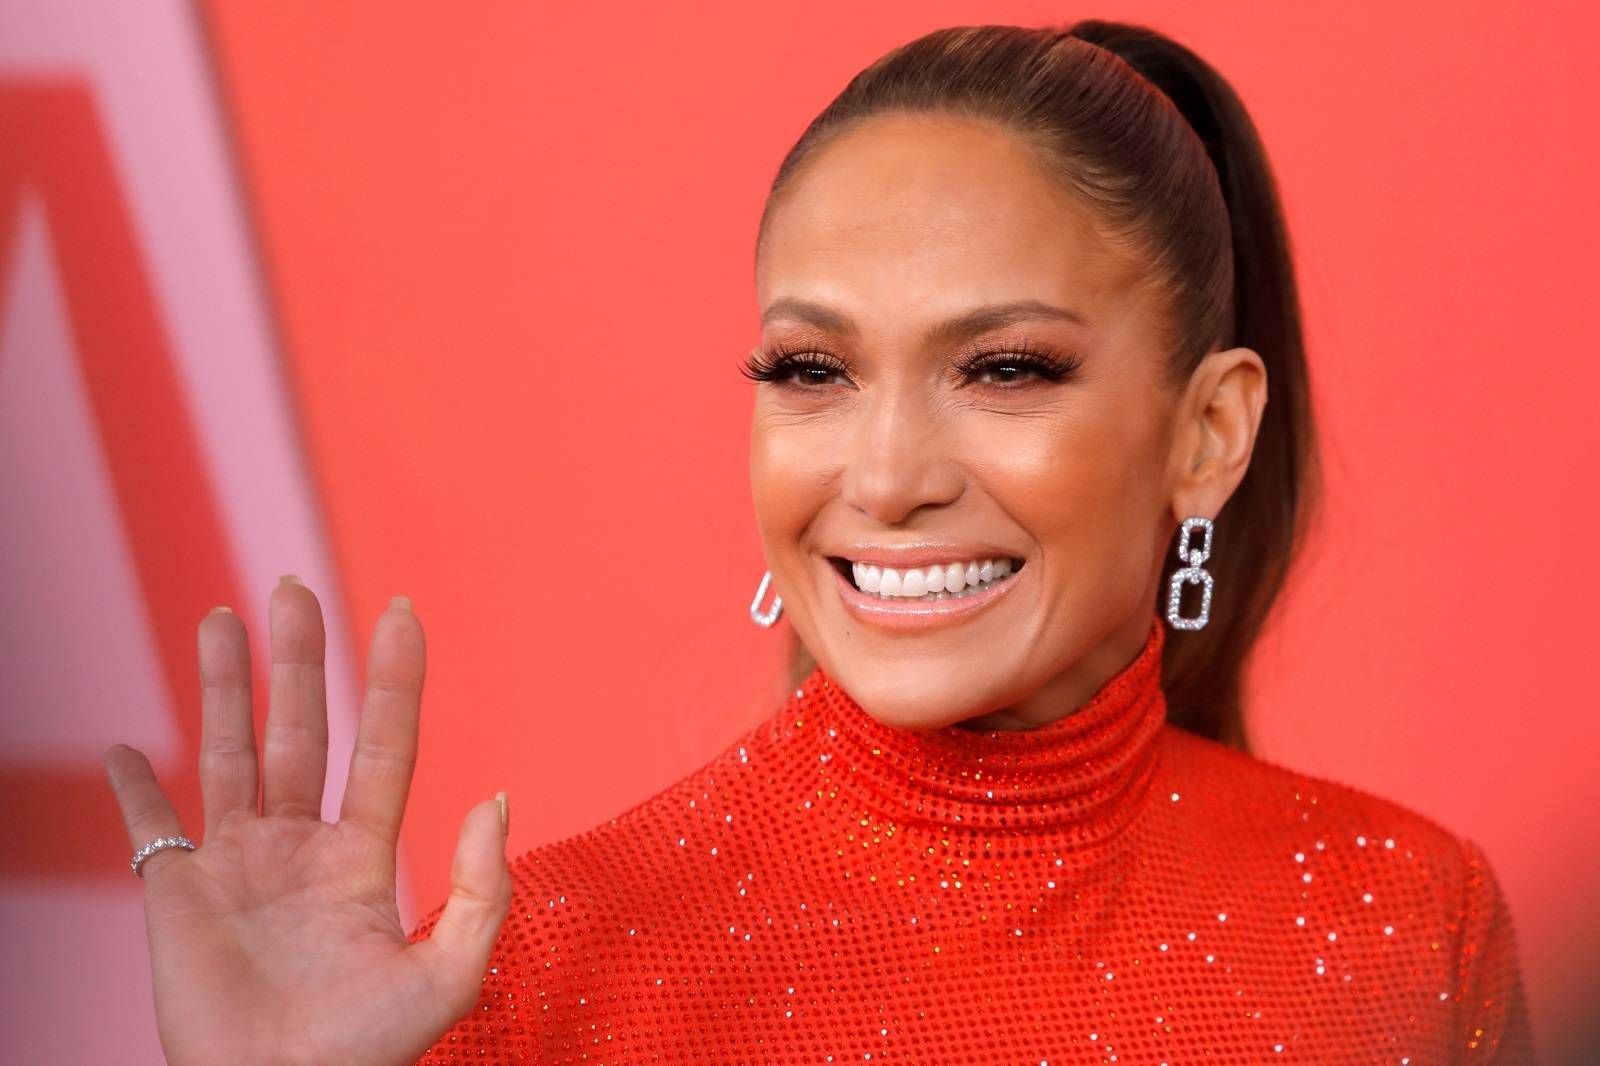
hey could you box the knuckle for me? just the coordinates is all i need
[353,738,415,767]
[366,676,420,697]
[199,664,250,690]
[263,719,327,745]
[200,738,255,758]
[270,650,325,670]
[126,800,172,828]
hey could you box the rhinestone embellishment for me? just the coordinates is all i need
[1166,515,1214,631]
[130,835,197,876]
[749,569,784,627]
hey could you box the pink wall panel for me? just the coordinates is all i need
[0,2,367,1062]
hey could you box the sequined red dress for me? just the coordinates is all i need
[411,613,1534,1063]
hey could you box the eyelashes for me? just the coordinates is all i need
[740,338,1084,389]
[952,338,1084,385]
[739,342,851,387]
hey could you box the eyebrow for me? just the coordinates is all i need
[759,297,1089,344]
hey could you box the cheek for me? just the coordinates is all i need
[749,413,832,550]
[961,410,1164,575]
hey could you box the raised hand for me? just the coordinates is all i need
[104,579,512,1066]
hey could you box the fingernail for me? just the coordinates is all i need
[496,791,509,835]
[279,573,303,587]
[390,595,413,612]
[210,606,233,614]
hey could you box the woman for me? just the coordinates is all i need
[105,19,1534,1064]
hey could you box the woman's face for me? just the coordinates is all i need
[749,112,1259,731]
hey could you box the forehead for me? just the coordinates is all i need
[756,112,1147,331]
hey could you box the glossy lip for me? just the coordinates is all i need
[828,554,1023,631]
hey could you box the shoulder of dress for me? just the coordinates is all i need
[1154,724,1475,873]
[408,700,807,947]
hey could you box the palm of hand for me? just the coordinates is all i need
[107,582,511,1066]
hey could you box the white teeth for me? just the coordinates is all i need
[845,556,1020,600]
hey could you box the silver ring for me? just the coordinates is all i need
[130,835,196,876]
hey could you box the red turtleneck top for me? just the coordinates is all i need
[410,614,1533,1063]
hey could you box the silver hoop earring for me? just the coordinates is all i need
[749,569,783,627]
[1165,515,1214,631]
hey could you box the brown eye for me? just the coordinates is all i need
[955,345,1084,387]
[741,345,853,388]
[786,363,849,387]
[970,361,1045,385]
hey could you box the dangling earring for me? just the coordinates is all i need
[749,569,783,627]
[1165,515,1214,631]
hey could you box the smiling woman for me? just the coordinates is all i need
[107,17,1534,1066]
[745,30,1303,746]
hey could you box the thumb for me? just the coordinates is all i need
[405,795,513,1022]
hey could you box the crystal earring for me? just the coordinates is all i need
[1165,515,1214,631]
[749,569,783,627]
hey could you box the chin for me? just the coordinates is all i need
[825,658,1008,732]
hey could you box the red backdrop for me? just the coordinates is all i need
[198,2,1600,1058]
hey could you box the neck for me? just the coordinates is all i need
[797,613,1169,842]
[956,609,1166,732]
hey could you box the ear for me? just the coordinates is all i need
[1166,347,1268,522]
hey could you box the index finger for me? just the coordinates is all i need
[338,597,425,843]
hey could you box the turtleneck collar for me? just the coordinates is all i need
[799,612,1168,843]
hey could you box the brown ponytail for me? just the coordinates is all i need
[760,21,1320,751]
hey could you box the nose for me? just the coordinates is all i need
[839,386,963,525]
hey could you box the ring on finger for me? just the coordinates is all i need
[130,835,196,876]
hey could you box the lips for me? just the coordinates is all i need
[826,553,1022,630]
